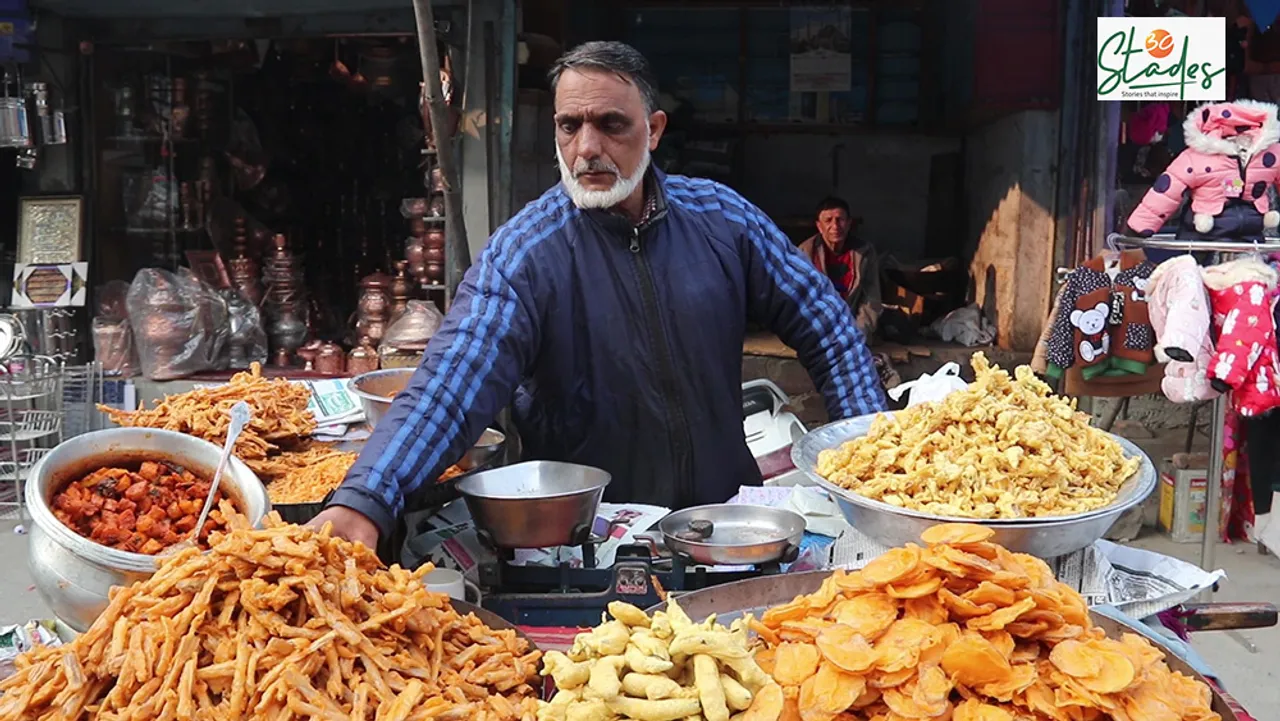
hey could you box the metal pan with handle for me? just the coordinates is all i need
[655,504,805,566]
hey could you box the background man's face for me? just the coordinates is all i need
[816,208,851,249]
[554,68,664,193]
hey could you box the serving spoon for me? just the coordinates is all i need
[170,401,251,553]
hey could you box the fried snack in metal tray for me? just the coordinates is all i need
[0,506,542,721]
[816,352,1142,519]
[538,600,783,721]
[750,523,1221,721]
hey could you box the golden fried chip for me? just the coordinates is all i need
[831,594,899,640]
[862,546,922,587]
[941,635,1012,686]
[967,597,1037,632]
[800,662,865,717]
[951,698,1013,721]
[920,523,996,546]
[886,574,943,600]
[873,620,935,674]
[902,596,949,626]
[772,643,820,686]
[814,625,877,674]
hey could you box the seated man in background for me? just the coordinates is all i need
[798,197,882,337]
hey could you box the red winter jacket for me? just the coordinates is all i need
[1204,258,1280,417]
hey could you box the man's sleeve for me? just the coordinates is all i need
[327,252,539,537]
[726,192,887,419]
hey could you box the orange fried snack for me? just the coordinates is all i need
[0,510,542,721]
[751,523,1221,721]
[98,362,316,464]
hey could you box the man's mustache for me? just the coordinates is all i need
[572,157,619,178]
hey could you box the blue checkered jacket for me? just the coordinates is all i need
[330,171,886,535]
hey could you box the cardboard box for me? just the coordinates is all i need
[1158,453,1209,543]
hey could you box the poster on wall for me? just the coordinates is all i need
[790,6,852,93]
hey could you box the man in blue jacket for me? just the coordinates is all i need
[311,41,886,548]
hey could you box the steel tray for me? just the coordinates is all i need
[791,414,1158,557]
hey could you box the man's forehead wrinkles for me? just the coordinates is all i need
[554,106,629,120]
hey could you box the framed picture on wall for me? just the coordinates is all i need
[17,196,84,265]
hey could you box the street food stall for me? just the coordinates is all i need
[0,352,1275,721]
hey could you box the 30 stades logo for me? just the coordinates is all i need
[1097,17,1226,101]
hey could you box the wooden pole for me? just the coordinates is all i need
[412,0,471,298]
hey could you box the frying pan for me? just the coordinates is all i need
[656,504,804,566]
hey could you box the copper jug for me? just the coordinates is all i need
[347,336,379,375]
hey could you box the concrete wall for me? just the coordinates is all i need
[737,133,963,259]
[964,109,1059,351]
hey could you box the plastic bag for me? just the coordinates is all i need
[126,268,230,380]
[92,281,138,377]
[222,289,268,369]
[887,362,968,407]
[382,300,444,350]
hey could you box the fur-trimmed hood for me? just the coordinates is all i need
[1201,256,1279,291]
[1183,99,1280,161]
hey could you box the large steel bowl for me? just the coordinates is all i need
[25,428,271,632]
[791,414,1158,557]
[456,461,611,548]
[349,368,505,470]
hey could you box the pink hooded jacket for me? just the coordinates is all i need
[1128,100,1280,235]
[1147,255,1220,403]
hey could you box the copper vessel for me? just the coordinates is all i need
[427,196,445,217]
[424,261,444,283]
[405,238,426,266]
[315,341,346,375]
[228,220,263,307]
[423,245,444,263]
[355,271,394,345]
[391,261,414,318]
[423,227,445,249]
[347,336,379,376]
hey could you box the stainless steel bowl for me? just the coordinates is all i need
[791,414,1158,557]
[348,368,505,470]
[456,461,611,548]
[25,428,271,632]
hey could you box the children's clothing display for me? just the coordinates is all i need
[1147,255,1221,403]
[1128,100,1280,241]
[1202,257,1280,417]
[1045,250,1157,381]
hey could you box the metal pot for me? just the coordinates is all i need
[348,368,505,470]
[25,428,271,632]
[456,461,611,548]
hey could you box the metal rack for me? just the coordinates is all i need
[1106,232,1280,596]
[0,355,65,522]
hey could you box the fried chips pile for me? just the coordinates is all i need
[816,353,1141,519]
[749,523,1219,721]
[0,512,542,721]
[539,600,781,721]
[97,363,361,494]
[256,445,361,504]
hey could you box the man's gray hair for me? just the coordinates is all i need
[548,41,659,114]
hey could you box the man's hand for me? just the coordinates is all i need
[307,505,380,550]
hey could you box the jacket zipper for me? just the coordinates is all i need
[628,225,695,506]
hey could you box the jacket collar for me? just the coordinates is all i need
[1183,99,1280,161]
[580,167,670,237]
[1082,249,1147,273]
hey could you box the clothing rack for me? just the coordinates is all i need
[1106,232,1280,596]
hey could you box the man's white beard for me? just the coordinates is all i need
[557,143,651,210]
